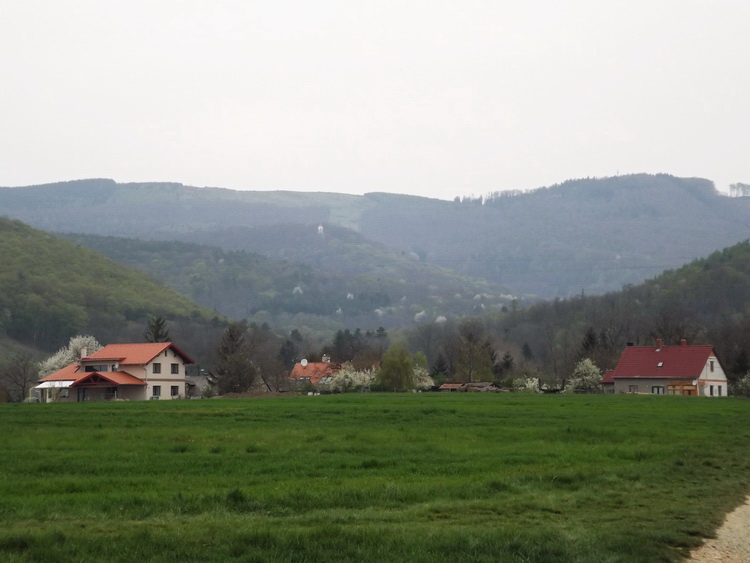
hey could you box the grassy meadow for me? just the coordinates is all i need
[1,393,750,562]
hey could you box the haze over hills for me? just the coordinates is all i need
[1,174,749,298]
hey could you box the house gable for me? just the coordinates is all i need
[70,371,146,387]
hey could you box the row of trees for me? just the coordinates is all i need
[7,313,750,401]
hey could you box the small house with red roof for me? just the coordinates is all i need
[602,339,727,396]
[34,342,193,402]
[289,356,341,388]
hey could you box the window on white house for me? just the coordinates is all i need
[171,363,179,374]
[710,361,715,372]
[710,385,714,396]
[652,386,665,394]
[171,385,179,397]
[153,363,161,374]
[629,385,638,393]
[153,385,161,397]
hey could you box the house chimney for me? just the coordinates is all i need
[655,338,662,349]
[80,347,88,359]
[680,339,687,346]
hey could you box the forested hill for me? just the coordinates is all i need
[359,175,750,296]
[2,174,749,297]
[0,218,222,361]
[63,231,512,332]
[404,239,750,387]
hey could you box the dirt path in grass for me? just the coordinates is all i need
[687,496,750,562]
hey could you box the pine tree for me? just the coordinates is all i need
[144,316,170,343]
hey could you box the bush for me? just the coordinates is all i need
[512,376,541,393]
[731,372,750,397]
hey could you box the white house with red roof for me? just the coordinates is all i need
[601,339,727,396]
[35,342,194,402]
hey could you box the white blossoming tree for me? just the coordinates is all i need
[565,358,603,394]
[37,335,102,379]
[317,364,376,393]
[512,376,541,393]
[413,365,435,391]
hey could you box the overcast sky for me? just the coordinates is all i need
[1,1,747,200]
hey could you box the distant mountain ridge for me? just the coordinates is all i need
[2,174,749,297]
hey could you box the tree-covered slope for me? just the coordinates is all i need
[360,174,750,296]
[428,238,750,385]
[2,174,749,298]
[63,231,514,332]
[0,179,371,235]
[0,218,220,356]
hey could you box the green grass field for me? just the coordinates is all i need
[1,393,749,562]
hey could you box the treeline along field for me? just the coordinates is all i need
[1,394,749,562]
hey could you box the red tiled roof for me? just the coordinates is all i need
[609,344,716,380]
[40,362,81,381]
[70,371,146,387]
[289,362,341,385]
[84,342,193,365]
[601,370,615,384]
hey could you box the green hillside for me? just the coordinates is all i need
[0,218,221,360]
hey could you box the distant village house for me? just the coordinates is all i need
[602,339,727,396]
[289,355,341,387]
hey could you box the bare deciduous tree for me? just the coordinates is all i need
[1,353,38,402]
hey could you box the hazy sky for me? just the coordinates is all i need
[2,1,748,200]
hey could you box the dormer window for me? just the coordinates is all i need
[657,362,664,367]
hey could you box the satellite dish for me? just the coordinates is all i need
[301,359,308,367]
